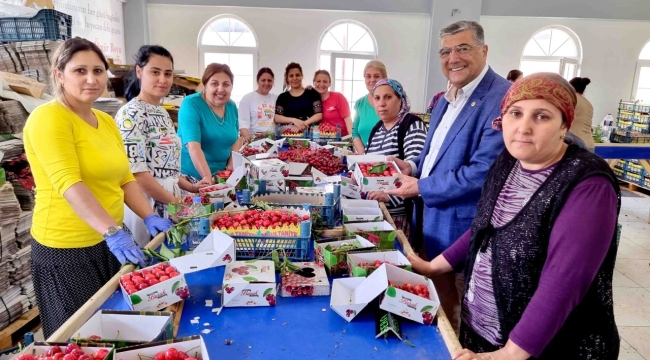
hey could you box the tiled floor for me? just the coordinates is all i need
[616,194,650,359]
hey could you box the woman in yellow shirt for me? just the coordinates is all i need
[23,38,172,338]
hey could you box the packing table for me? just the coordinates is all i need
[45,206,461,359]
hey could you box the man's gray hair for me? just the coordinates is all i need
[439,21,485,45]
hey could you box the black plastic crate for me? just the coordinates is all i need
[0,9,71,42]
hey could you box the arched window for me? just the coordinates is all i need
[318,21,378,112]
[198,16,258,105]
[633,42,650,102]
[519,26,581,80]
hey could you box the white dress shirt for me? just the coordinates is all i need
[413,65,489,178]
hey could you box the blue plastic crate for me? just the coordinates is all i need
[0,9,71,42]
[240,184,341,228]
[310,124,341,145]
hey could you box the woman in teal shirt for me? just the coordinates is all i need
[178,63,240,185]
[352,60,388,154]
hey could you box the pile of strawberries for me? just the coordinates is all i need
[278,148,345,175]
[216,170,232,179]
[16,344,109,360]
[121,264,181,294]
[388,281,430,299]
[182,195,209,204]
[357,260,395,267]
[152,348,201,360]
[281,128,304,136]
[357,162,399,177]
[241,147,263,157]
[317,123,339,136]
[212,209,310,230]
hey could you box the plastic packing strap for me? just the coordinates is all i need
[0,295,17,325]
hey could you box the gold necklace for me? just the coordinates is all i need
[208,103,225,126]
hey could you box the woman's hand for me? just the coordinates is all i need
[452,341,530,360]
[240,128,252,144]
[292,119,307,131]
[192,177,212,192]
[407,253,435,276]
[367,191,389,203]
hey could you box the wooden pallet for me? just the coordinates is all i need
[0,307,40,349]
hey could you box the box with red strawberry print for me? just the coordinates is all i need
[347,250,411,277]
[198,165,246,204]
[13,342,114,360]
[238,139,280,160]
[330,263,440,324]
[344,221,396,250]
[280,262,330,297]
[116,335,208,360]
[119,262,189,312]
[222,260,277,307]
[71,310,173,348]
[249,158,288,181]
[347,155,402,191]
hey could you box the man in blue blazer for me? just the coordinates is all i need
[387,20,511,331]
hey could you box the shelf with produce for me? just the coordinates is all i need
[616,100,650,133]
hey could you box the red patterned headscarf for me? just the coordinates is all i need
[493,72,577,130]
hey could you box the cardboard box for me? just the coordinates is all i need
[347,155,402,191]
[330,276,384,322]
[246,174,287,193]
[314,236,376,276]
[117,336,208,360]
[378,264,440,324]
[119,263,188,311]
[0,72,46,99]
[222,260,277,307]
[280,262,330,297]
[295,186,332,195]
[199,165,246,203]
[14,343,114,360]
[238,139,280,160]
[72,310,173,348]
[331,264,440,324]
[342,199,383,223]
[344,221,396,249]
[339,176,364,199]
[347,251,411,277]
[249,158,288,181]
[171,229,236,274]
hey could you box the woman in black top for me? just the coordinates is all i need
[274,62,322,133]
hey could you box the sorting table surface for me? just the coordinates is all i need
[100,265,451,360]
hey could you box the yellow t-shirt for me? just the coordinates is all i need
[24,101,135,248]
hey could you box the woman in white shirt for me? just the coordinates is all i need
[238,68,278,142]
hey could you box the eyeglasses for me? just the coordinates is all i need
[438,44,483,58]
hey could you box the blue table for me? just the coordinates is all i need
[99,265,452,359]
[594,143,650,159]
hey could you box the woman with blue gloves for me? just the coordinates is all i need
[23,38,172,339]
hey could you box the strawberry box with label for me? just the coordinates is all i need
[13,343,114,360]
[246,174,286,193]
[344,221,396,249]
[330,263,439,324]
[347,155,402,191]
[280,262,330,297]
[119,262,188,311]
[314,236,376,276]
[347,251,411,277]
[222,260,277,307]
[238,139,280,159]
[285,162,313,189]
[71,310,173,348]
[341,199,383,223]
[200,166,246,203]
[170,229,236,274]
[379,264,440,325]
[116,335,208,360]
[278,146,345,176]
[249,158,288,181]
[210,206,311,238]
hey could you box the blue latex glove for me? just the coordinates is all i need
[105,230,147,267]
[144,214,173,237]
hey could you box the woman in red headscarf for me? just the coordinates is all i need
[408,73,620,360]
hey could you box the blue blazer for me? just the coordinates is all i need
[412,67,511,260]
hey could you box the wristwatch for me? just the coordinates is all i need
[103,226,123,238]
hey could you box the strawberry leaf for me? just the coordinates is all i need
[130,294,142,305]
[420,305,434,313]
[171,281,180,294]
[403,340,415,347]
[263,288,273,297]
[243,276,258,282]
[368,164,388,174]
[386,286,397,298]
